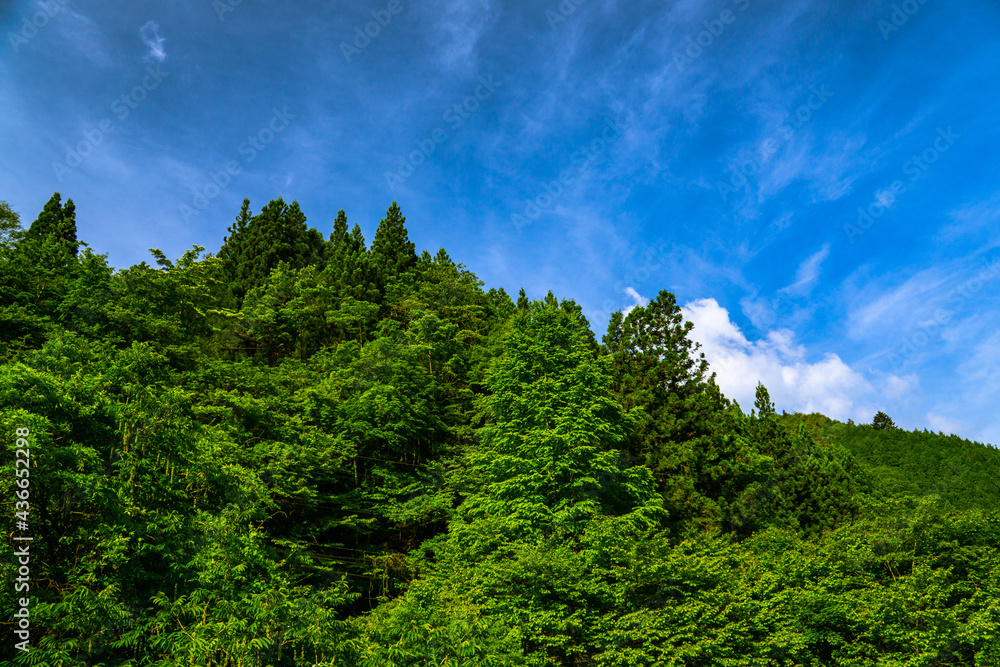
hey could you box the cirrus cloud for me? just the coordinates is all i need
[140,20,166,63]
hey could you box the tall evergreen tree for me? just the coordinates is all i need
[370,201,417,282]
[516,288,529,310]
[329,208,349,247]
[217,198,326,303]
[24,192,79,259]
[326,210,377,301]
[0,194,84,351]
[872,410,896,430]
[320,210,380,344]
[603,290,723,505]
[723,383,864,537]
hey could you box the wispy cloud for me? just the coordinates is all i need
[844,249,1000,358]
[937,194,1000,244]
[737,244,830,335]
[845,266,951,342]
[140,20,166,63]
[52,6,113,68]
[784,243,830,298]
[425,0,494,74]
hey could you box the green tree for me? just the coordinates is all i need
[603,290,737,532]
[24,192,79,258]
[0,194,85,354]
[0,200,21,249]
[872,410,896,430]
[359,296,663,665]
[324,210,381,345]
[327,210,376,297]
[5,192,1000,666]
[370,201,417,286]
[217,198,326,304]
[724,384,865,537]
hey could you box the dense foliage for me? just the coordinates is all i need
[1,195,998,665]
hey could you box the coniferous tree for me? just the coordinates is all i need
[24,192,79,258]
[486,287,515,320]
[326,210,377,300]
[218,198,326,303]
[433,247,451,265]
[872,410,896,430]
[370,201,417,283]
[516,288,529,310]
[724,383,865,537]
[603,289,728,529]
[0,194,84,351]
[322,210,380,345]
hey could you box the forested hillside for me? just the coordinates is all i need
[782,413,1000,514]
[2,194,999,666]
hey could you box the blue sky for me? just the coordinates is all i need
[3,0,1000,445]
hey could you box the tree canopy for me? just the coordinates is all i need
[0,193,997,666]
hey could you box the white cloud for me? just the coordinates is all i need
[926,413,965,436]
[937,194,1000,244]
[426,0,494,73]
[622,286,646,317]
[784,243,830,297]
[140,20,166,63]
[772,211,794,231]
[682,298,872,420]
[53,6,113,68]
[883,373,919,400]
[845,266,949,341]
